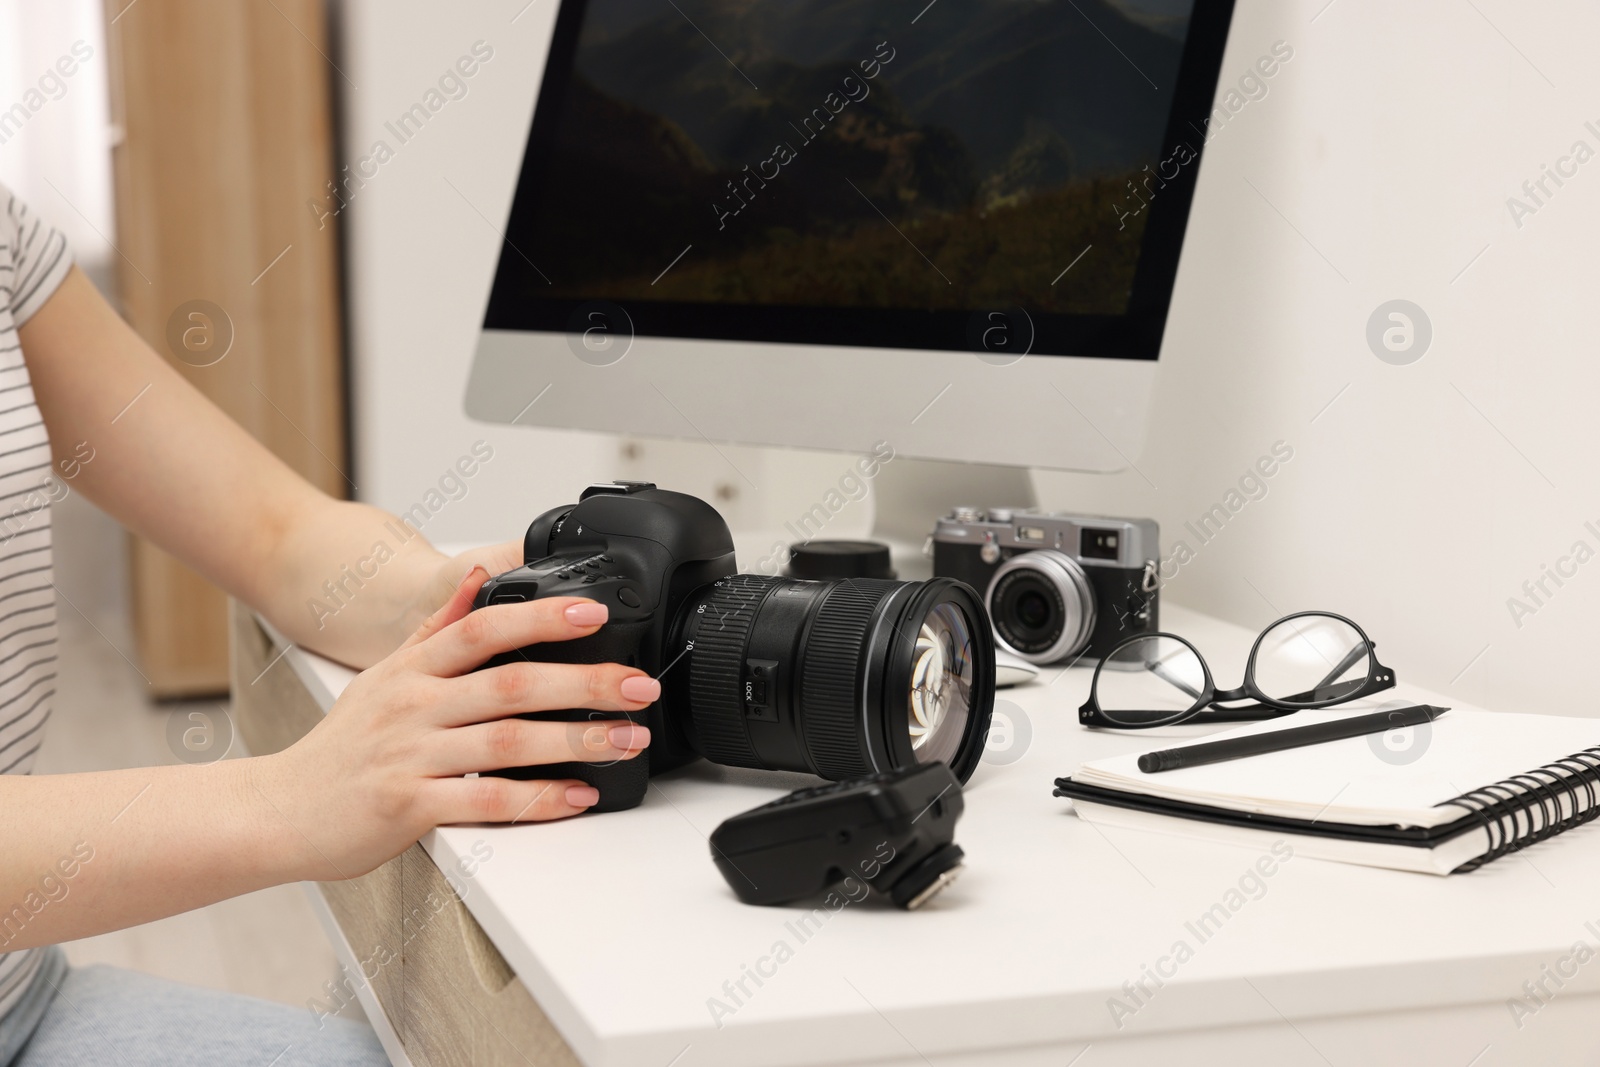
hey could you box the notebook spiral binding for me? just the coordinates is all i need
[1440,746,1600,872]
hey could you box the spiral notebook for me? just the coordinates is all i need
[1053,709,1600,874]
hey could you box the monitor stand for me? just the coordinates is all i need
[869,457,1036,579]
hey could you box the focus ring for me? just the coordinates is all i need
[686,574,774,769]
[801,580,896,779]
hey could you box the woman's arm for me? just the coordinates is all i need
[0,573,658,951]
[16,266,510,667]
[1,271,659,949]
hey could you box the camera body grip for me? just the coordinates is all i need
[470,484,740,815]
[479,617,654,813]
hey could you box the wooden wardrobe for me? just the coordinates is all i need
[103,0,348,696]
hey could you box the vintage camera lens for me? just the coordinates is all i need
[669,576,995,785]
[986,552,1096,664]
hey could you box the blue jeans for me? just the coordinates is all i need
[0,948,390,1066]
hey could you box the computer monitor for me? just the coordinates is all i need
[465,0,1236,474]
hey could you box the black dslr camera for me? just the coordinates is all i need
[472,483,996,812]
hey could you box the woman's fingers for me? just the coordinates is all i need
[400,565,489,652]
[434,717,650,775]
[426,774,603,823]
[386,582,661,823]
[410,596,615,676]
[432,660,660,725]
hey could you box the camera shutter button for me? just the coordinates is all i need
[617,587,642,608]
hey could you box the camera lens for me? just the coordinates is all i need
[1014,589,1052,629]
[668,575,995,785]
[986,552,1096,664]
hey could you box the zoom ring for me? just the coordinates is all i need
[801,580,897,780]
[686,574,775,768]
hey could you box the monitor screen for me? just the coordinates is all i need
[483,0,1234,359]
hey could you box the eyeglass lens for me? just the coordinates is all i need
[1251,614,1372,706]
[1094,635,1207,727]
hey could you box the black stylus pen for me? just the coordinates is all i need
[1137,704,1450,774]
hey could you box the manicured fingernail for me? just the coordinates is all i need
[619,676,660,703]
[608,723,650,750]
[460,564,486,587]
[564,602,608,626]
[566,785,600,808]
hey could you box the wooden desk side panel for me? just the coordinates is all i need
[401,847,584,1067]
[229,601,404,1015]
[229,602,580,1066]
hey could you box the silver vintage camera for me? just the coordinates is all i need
[930,507,1159,665]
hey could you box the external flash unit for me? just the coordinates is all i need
[709,762,967,910]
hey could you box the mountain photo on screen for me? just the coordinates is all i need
[492,0,1196,317]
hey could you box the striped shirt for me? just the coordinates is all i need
[0,186,71,1020]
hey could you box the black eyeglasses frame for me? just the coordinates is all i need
[1078,610,1398,730]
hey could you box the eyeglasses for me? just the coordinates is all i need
[1078,611,1397,730]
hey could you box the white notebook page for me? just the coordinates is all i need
[1073,708,1600,828]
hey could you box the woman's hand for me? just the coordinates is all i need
[446,539,525,584]
[253,566,659,880]
[381,538,525,660]
[419,538,525,622]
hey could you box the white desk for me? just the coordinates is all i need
[266,602,1600,1067]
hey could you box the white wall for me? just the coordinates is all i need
[0,0,114,275]
[342,0,1600,715]
[1038,0,1600,715]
